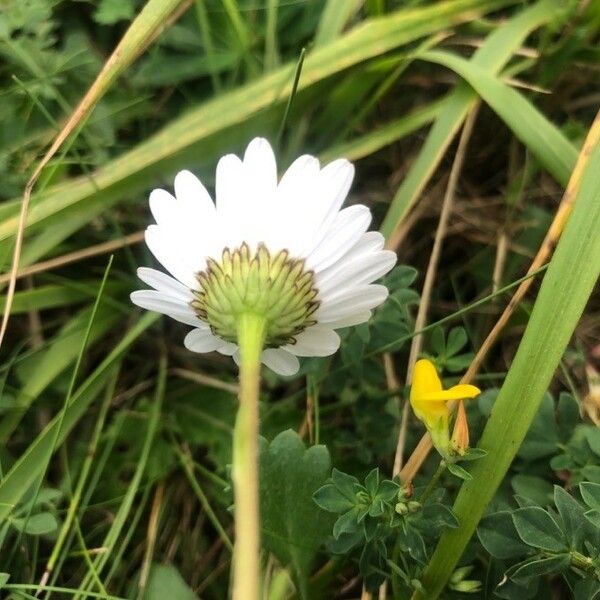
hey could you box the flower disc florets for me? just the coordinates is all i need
[191,243,318,346]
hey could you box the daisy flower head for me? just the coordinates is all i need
[131,137,397,376]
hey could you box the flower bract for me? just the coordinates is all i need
[131,137,397,375]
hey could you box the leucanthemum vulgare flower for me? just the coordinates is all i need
[131,137,397,375]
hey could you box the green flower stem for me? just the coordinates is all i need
[232,313,266,600]
[420,460,446,504]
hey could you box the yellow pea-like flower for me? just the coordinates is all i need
[410,358,481,459]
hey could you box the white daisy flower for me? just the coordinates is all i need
[131,137,397,376]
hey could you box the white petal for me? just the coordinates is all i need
[145,226,199,289]
[137,267,193,303]
[261,348,300,376]
[268,155,321,254]
[184,328,222,353]
[130,290,204,327]
[315,159,355,223]
[174,169,215,217]
[243,138,277,203]
[149,188,177,226]
[317,250,397,299]
[293,159,356,258]
[316,284,389,322]
[284,326,340,357]
[306,205,371,272]
[216,153,244,212]
[217,342,238,356]
[320,311,372,329]
[341,231,385,259]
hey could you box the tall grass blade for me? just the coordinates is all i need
[420,49,577,183]
[0,0,512,248]
[0,313,158,523]
[380,0,562,240]
[413,133,600,600]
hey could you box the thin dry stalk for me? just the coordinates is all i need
[0,231,144,286]
[392,106,479,476]
[138,482,165,594]
[400,107,600,484]
[171,367,239,395]
[0,0,189,350]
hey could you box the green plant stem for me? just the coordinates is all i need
[232,314,266,600]
[420,460,446,504]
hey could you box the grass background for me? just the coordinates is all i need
[0,0,599,598]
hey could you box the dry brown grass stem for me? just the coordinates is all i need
[171,368,239,395]
[0,0,189,351]
[0,231,144,286]
[392,105,479,477]
[139,482,165,594]
[399,107,600,484]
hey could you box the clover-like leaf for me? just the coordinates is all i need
[512,507,567,552]
[259,430,333,599]
[478,511,529,559]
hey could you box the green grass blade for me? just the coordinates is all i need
[0,306,121,442]
[314,0,362,47]
[0,313,158,523]
[11,258,113,566]
[264,0,280,71]
[77,356,166,596]
[0,0,512,245]
[320,100,444,163]
[380,0,562,239]
[420,48,578,184]
[414,137,600,600]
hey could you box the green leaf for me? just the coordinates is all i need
[510,554,571,581]
[580,482,600,511]
[12,512,58,535]
[365,468,380,496]
[512,507,567,552]
[331,468,360,501]
[94,0,136,25]
[518,394,559,460]
[313,484,354,514]
[314,0,361,47]
[583,509,600,528]
[333,508,359,539]
[446,327,468,357]
[586,428,600,456]
[446,463,472,481]
[554,485,598,549]
[511,474,553,506]
[430,327,446,355]
[259,430,333,599]
[421,503,459,530]
[477,511,530,559]
[140,564,197,600]
[0,573,8,588]
[377,480,400,502]
[459,448,488,462]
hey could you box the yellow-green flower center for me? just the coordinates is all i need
[191,243,319,347]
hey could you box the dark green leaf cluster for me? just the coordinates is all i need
[478,485,600,599]
[314,467,459,592]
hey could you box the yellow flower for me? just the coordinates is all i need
[410,359,481,458]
